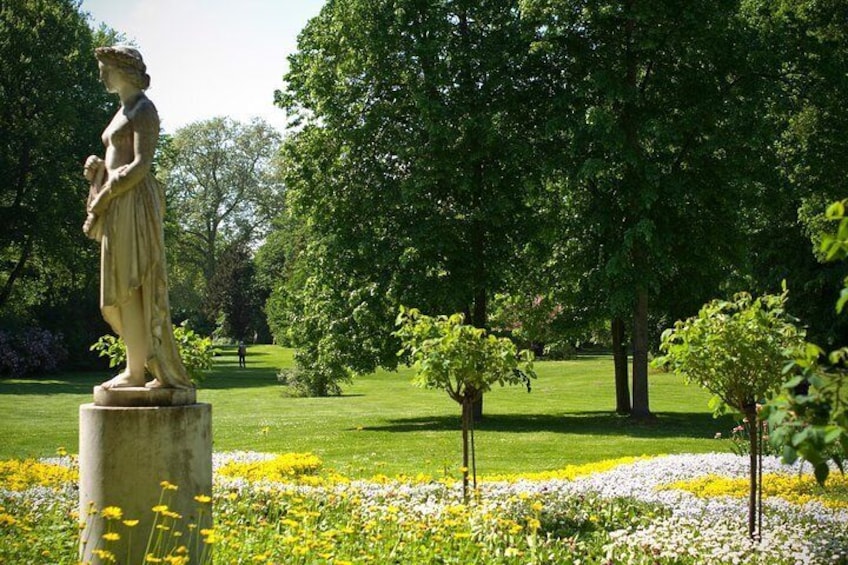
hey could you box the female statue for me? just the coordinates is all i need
[84,46,192,390]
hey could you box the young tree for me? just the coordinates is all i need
[656,289,806,539]
[395,307,535,500]
[274,0,547,400]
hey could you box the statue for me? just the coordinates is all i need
[84,46,192,390]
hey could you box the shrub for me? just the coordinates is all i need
[90,323,214,385]
[276,364,346,397]
[0,328,68,378]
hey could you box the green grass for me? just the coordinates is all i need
[0,345,736,477]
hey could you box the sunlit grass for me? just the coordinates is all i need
[0,346,735,476]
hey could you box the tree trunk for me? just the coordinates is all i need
[745,404,759,540]
[461,398,472,502]
[470,287,486,423]
[631,288,651,419]
[612,317,631,415]
[0,236,33,308]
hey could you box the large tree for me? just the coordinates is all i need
[0,0,114,361]
[157,117,283,331]
[741,0,848,349]
[273,0,547,397]
[525,0,769,417]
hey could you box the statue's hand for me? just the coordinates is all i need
[84,155,102,182]
[89,184,112,215]
[82,213,97,237]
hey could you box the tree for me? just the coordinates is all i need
[273,0,547,399]
[395,307,535,500]
[157,117,283,331]
[741,0,848,350]
[206,240,268,342]
[656,289,806,539]
[766,200,848,485]
[523,0,771,417]
[0,0,114,363]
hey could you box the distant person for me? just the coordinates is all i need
[237,340,247,368]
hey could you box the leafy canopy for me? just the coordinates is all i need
[656,288,806,416]
[765,200,848,484]
[395,307,535,405]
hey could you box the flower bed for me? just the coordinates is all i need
[1,452,846,564]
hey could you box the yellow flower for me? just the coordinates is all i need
[152,505,168,513]
[0,513,17,527]
[102,532,120,541]
[531,501,543,512]
[122,519,139,527]
[94,548,117,562]
[193,494,212,504]
[56,446,68,457]
[145,555,163,563]
[160,480,178,491]
[100,506,123,520]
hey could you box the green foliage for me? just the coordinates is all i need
[520,0,771,416]
[395,307,535,404]
[657,288,806,538]
[157,117,283,331]
[0,0,113,361]
[271,0,546,396]
[90,324,214,384]
[89,334,125,369]
[765,199,848,484]
[656,288,805,416]
[206,241,269,342]
[740,0,848,348]
[395,306,535,498]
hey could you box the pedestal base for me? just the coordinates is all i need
[79,402,212,564]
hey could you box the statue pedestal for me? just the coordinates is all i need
[79,387,212,564]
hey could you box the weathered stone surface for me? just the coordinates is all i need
[79,402,212,564]
[93,385,196,407]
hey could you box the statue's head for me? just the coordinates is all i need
[95,45,150,91]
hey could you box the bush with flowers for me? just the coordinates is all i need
[0,327,68,378]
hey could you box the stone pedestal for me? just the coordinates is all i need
[79,387,212,565]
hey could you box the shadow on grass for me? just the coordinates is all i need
[361,411,735,439]
[0,373,104,396]
[199,367,280,389]
[214,346,270,358]
[0,365,283,394]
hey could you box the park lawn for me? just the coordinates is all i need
[0,345,735,477]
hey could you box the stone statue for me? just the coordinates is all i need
[84,46,192,390]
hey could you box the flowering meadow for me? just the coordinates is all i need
[1,451,847,564]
